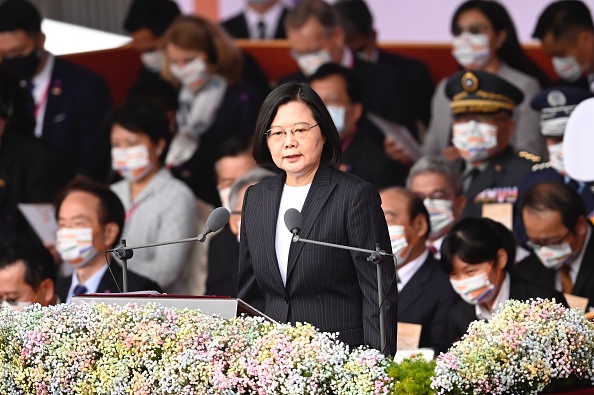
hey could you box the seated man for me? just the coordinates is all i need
[406,155,466,259]
[308,63,409,188]
[0,0,112,181]
[221,0,289,40]
[515,181,594,310]
[206,167,275,297]
[380,187,458,354]
[445,69,539,220]
[54,176,161,303]
[0,237,58,307]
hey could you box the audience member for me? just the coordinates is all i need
[424,0,548,161]
[0,0,112,181]
[407,155,466,259]
[515,182,594,310]
[445,69,537,220]
[533,0,594,91]
[206,167,275,297]
[441,217,566,345]
[222,0,289,40]
[161,15,262,206]
[380,187,458,354]
[308,63,409,188]
[0,67,72,241]
[280,0,416,137]
[109,99,198,294]
[0,237,58,307]
[333,0,433,134]
[55,176,161,303]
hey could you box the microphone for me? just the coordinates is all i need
[284,208,303,237]
[198,207,231,242]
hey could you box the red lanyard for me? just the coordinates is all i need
[33,81,51,119]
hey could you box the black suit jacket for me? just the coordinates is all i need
[206,226,240,297]
[398,253,460,354]
[238,165,398,354]
[56,261,162,302]
[221,8,289,39]
[447,272,567,345]
[461,146,535,219]
[41,57,112,181]
[513,224,594,308]
[279,56,417,137]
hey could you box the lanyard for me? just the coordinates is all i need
[33,81,51,119]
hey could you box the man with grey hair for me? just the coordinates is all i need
[406,156,466,258]
[206,167,276,296]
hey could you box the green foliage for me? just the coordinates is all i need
[386,356,436,395]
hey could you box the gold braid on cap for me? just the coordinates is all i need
[450,90,516,114]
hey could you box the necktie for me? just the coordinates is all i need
[73,284,88,296]
[257,20,266,40]
[428,244,438,256]
[462,167,480,193]
[560,265,573,294]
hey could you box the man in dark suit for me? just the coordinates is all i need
[222,0,289,40]
[380,187,458,354]
[515,181,594,310]
[445,69,539,220]
[308,63,409,188]
[279,0,416,137]
[54,176,160,303]
[0,0,112,182]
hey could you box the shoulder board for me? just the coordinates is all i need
[518,151,541,163]
[532,162,552,172]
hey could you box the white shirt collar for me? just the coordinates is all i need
[245,1,284,40]
[427,235,445,260]
[397,248,429,292]
[476,271,510,320]
[66,263,109,303]
[339,46,354,69]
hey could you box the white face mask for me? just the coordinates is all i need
[293,50,332,76]
[388,225,412,266]
[140,50,164,73]
[452,120,498,162]
[552,56,584,82]
[218,186,232,211]
[547,142,565,174]
[56,228,98,268]
[450,270,496,305]
[170,58,209,91]
[112,145,153,183]
[531,242,574,270]
[327,105,346,134]
[1,300,32,309]
[423,199,455,238]
[451,32,491,69]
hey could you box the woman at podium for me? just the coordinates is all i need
[237,82,398,355]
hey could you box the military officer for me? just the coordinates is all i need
[445,69,539,224]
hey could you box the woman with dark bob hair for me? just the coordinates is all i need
[441,217,566,345]
[238,82,398,355]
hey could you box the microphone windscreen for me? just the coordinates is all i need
[284,208,303,233]
[206,207,231,232]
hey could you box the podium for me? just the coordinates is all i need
[71,294,276,322]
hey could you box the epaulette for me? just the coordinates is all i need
[531,162,552,172]
[518,151,541,163]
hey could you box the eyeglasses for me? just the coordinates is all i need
[265,123,319,142]
[526,229,572,249]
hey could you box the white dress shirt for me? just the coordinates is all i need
[397,249,429,292]
[245,1,284,40]
[66,263,109,303]
[476,272,510,320]
[31,52,55,138]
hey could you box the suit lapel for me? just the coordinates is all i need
[97,262,121,293]
[43,58,65,138]
[466,148,514,199]
[574,227,594,294]
[398,255,432,316]
[265,174,285,287]
[286,165,336,281]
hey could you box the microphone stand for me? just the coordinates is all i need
[291,234,392,356]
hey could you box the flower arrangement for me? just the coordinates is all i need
[431,298,594,395]
[0,302,392,395]
[386,355,436,395]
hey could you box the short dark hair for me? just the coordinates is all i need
[252,82,341,168]
[381,187,431,239]
[0,237,57,290]
[54,176,126,249]
[123,0,181,36]
[0,0,42,34]
[107,98,170,144]
[285,0,340,34]
[520,181,585,231]
[334,0,374,39]
[307,63,365,104]
[533,0,594,40]
[214,136,253,163]
[440,217,516,273]
[127,76,179,114]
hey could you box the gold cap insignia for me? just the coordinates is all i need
[462,71,479,93]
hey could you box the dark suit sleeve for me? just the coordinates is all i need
[237,185,265,311]
[347,181,397,355]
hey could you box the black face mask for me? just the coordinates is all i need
[2,48,43,81]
